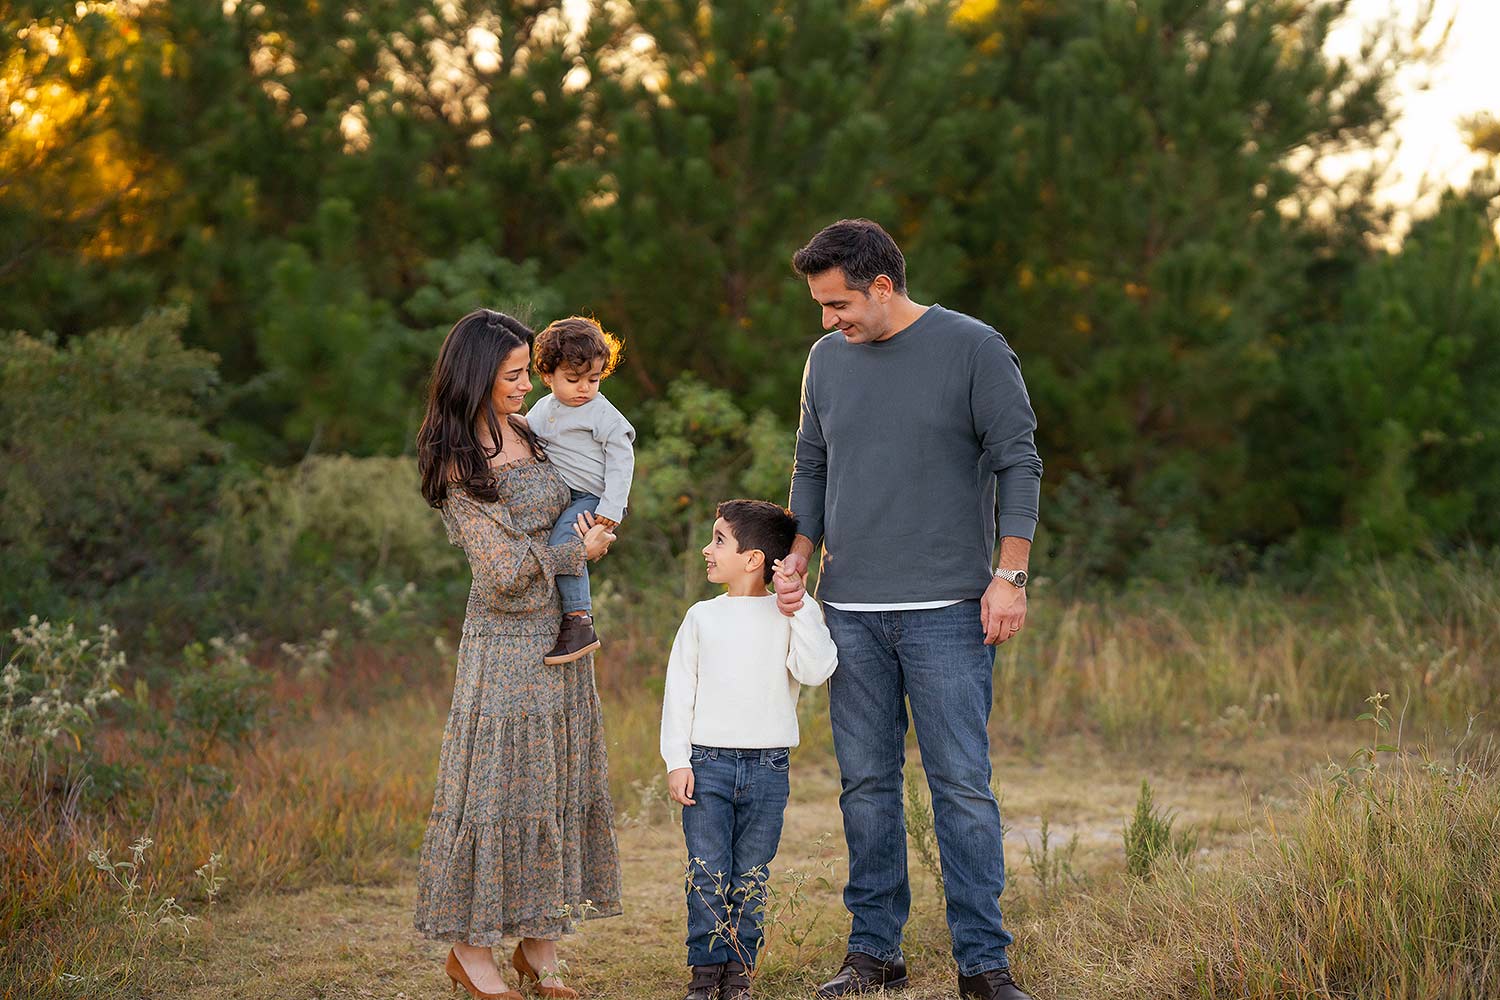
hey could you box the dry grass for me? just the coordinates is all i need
[4,564,1498,998]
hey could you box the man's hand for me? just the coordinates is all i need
[667,767,696,806]
[980,575,1027,645]
[773,551,809,617]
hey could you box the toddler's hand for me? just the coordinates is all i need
[667,767,696,806]
[594,515,619,531]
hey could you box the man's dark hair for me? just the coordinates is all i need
[791,218,907,294]
[716,499,798,585]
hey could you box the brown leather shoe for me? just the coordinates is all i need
[446,949,522,1000]
[543,613,601,665]
[511,943,580,1000]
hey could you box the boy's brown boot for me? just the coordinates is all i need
[544,613,601,665]
[720,960,752,1000]
[685,964,725,1000]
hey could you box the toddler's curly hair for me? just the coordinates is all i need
[533,316,624,377]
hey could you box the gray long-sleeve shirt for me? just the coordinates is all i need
[526,392,636,523]
[788,304,1043,604]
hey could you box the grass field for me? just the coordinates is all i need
[5,564,1499,999]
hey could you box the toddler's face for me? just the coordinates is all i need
[702,517,756,586]
[542,359,606,407]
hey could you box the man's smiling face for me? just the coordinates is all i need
[807,268,893,344]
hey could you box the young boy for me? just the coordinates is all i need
[526,316,635,664]
[661,500,839,1000]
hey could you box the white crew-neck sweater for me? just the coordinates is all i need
[659,594,839,772]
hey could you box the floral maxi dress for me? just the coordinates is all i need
[414,458,622,944]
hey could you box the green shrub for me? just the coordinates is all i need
[0,308,222,619]
[170,635,270,757]
[202,455,462,631]
[1,617,124,806]
[1122,779,1197,878]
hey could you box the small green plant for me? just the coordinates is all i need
[1,617,123,809]
[84,837,227,986]
[1122,779,1198,878]
[682,834,841,982]
[279,628,340,682]
[350,581,423,640]
[620,775,676,827]
[171,634,271,757]
[1327,691,1401,807]
[1026,818,1082,900]
[906,773,944,892]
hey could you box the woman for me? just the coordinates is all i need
[413,309,622,1000]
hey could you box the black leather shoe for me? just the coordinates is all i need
[686,964,725,1000]
[720,960,752,1000]
[815,952,908,998]
[957,967,1032,1000]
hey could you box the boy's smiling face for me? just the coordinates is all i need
[702,516,764,589]
[541,358,605,407]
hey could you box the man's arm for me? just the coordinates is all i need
[982,535,1030,645]
[971,334,1042,543]
[781,351,825,617]
[971,333,1042,644]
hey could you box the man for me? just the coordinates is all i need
[775,219,1041,1000]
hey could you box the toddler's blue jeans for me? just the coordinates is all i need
[549,489,599,615]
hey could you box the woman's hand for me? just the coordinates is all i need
[575,510,616,561]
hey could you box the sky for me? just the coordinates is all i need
[1329,0,1499,218]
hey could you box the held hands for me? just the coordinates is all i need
[574,510,617,561]
[772,553,808,617]
[980,574,1027,645]
[667,767,696,806]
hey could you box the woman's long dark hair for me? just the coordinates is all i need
[417,309,547,507]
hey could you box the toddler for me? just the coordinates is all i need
[527,316,635,664]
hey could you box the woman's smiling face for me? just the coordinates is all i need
[490,345,533,416]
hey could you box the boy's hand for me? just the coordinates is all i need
[667,767,696,806]
[594,515,619,531]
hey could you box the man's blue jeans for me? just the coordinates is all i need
[548,490,598,614]
[823,600,1012,975]
[680,746,791,967]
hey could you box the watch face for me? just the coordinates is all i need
[1013,570,1028,587]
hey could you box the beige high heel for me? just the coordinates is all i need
[446,948,523,1000]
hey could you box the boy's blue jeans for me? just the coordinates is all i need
[823,599,1012,976]
[548,490,598,615]
[681,745,790,967]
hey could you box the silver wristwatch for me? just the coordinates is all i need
[993,568,1028,588]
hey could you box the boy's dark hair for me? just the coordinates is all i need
[534,316,624,377]
[791,218,907,294]
[716,499,798,585]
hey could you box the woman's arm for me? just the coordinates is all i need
[447,492,587,595]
